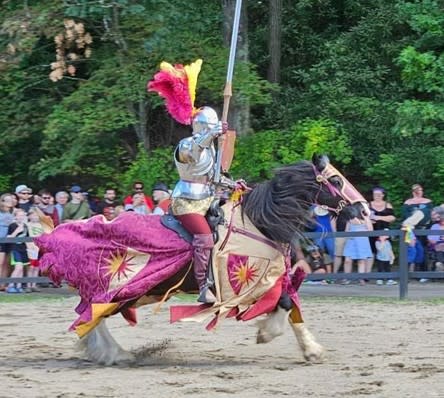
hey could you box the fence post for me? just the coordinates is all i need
[398,230,409,299]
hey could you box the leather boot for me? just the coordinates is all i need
[192,233,216,304]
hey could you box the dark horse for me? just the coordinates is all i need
[36,155,368,365]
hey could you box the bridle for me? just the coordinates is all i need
[312,163,366,215]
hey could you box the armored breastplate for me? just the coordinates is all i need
[172,141,216,200]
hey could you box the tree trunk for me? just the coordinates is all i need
[268,0,282,83]
[222,0,250,136]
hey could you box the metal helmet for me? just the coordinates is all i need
[192,106,218,134]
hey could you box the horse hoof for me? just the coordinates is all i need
[303,344,325,363]
[256,328,283,344]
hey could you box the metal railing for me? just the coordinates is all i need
[1,230,443,299]
[303,229,444,299]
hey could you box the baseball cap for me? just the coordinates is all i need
[152,182,170,194]
[70,185,82,193]
[15,184,31,194]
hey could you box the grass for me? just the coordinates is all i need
[0,293,67,303]
[300,295,444,305]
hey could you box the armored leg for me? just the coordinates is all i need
[192,233,216,304]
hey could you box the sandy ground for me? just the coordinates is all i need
[0,296,443,398]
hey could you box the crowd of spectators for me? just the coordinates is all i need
[0,180,172,293]
[1,181,443,293]
[296,184,444,285]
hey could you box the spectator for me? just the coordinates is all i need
[368,187,396,272]
[311,205,335,263]
[6,208,29,293]
[305,244,331,275]
[25,207,45,292]
[402,184,433,278]
[402,184,433,229]
[151,182,172,215]
[114,205,125,217]
[125,192,151,215]
[10,193,18,208]
[428,206,444,271]
[102,206,117,221]
[83,191,99,215]
[342,208,373,285]
[15,184,33,213]
[97,188,118,215]
[332,211,348,274]
[0,193,15,291]
[375,229,396,285]
[37,189,59,226]
[407,233,425,279]
[123,181,154,211]
[62,185,92,222]
[54,191,69,221]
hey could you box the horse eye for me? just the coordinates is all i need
[330,177,342,187]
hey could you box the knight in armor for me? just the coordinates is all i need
[171,106,224,304]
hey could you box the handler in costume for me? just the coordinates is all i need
[148,60,232,304]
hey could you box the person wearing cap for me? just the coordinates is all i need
[15,184,33,214]
[368,187,395,272]
[151,182,172,215]
[62,185,92,222]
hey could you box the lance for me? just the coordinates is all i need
[214,0,242,184]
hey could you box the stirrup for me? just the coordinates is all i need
[197,285,216,304]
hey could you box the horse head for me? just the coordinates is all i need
[311,154,370,220]
[242,154,369,244]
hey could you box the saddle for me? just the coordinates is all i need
[160,199,225,244]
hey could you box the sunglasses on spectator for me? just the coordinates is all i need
[134,187,143,190]
[20,192,31,195]
[41,196,51,200]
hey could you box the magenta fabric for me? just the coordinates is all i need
[35,213,193,329]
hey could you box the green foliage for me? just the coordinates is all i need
[0,0,443,205]
[0,175,11,193]
[121,144,178,193]
[231,118,352,182]
[367,145,444,206]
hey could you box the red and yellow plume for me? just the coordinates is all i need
[147,59,202,125]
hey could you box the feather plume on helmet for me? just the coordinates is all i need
[147,59,202,125]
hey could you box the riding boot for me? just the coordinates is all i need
[192,233,216,304]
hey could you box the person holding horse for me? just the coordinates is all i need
[170,106,226,304]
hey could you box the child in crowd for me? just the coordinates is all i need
[25,207,45,292]
[297,245,331,285]
[305,245,332,274]
[342,209,373,285]
[375,229,396,285]
[6,208,29,293]
[407,233,426,281]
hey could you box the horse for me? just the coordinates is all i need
[35,155,369,365]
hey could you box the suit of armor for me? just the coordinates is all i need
[171,106,222,303]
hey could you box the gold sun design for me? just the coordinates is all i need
[233,260,257,286]
[104,250,135,281]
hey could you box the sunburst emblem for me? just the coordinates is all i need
[103,250,135,281]
[230,258,258,292]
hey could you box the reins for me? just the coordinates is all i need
[219,186,287,256]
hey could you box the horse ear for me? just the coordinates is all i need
[312,153,330,171]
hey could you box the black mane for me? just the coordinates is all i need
[241,161,319,244]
